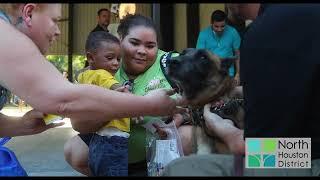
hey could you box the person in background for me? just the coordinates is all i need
[91,8,111,33]
[196,10,241,86]
[225,4,246,40]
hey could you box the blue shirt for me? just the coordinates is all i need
[196,25,241,76]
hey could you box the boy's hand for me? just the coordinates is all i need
[114,85,130,93]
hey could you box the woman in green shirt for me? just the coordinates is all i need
[64,14,192,176]
[116,14,182,175]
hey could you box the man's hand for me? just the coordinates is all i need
[203,104,235,137]
[21,110,64,136]
[144,89,188,116]
[233,73,240,86]
[203,104,245,155]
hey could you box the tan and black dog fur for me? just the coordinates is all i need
[165,48,244,154]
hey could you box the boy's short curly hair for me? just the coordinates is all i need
[85,31,120,53]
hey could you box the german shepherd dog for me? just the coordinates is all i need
[164,48,244,154]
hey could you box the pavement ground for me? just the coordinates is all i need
[1,106,84,176]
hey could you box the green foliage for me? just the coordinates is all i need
[46,55,87,80]
[73,55,87,71]
[46,55,68,73]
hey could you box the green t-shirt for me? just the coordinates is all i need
[115,49,179,163]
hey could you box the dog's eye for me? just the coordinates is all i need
[200,55,206,60]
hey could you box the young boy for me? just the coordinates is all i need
[78,31,130,176]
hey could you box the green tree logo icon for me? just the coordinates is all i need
[247,139,277,168]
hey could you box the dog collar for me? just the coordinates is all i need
[160,51,179,91]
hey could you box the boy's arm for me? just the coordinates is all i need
[96,71,129,92]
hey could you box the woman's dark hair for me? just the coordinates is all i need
[117,14,159,41]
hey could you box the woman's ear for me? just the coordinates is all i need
[21,3,37,27]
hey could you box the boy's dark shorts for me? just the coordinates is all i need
[78,133,147,176]
[88,133,128,176]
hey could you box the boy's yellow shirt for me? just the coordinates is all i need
[78,69,130,132]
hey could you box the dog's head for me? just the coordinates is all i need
[166,48,235,106]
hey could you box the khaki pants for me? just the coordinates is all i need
[162,154,234,176]
[162,154,320,176]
